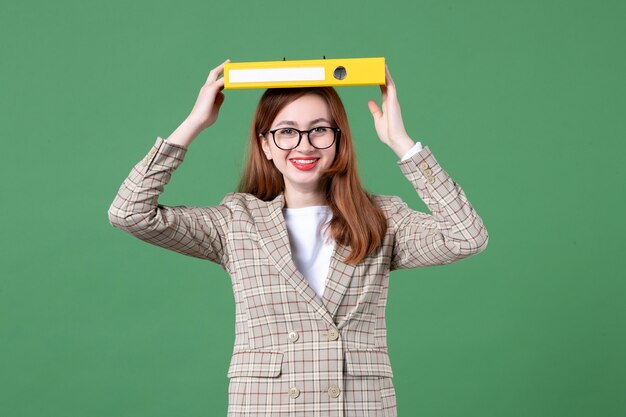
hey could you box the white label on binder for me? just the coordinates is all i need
[229,67,325,83]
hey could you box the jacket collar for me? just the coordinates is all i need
[254,192,356,327]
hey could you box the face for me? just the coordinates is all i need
[260,94,337,195]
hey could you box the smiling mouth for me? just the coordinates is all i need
[290,158,320,170]
[290,158,320,163]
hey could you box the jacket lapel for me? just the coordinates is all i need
[322,240,356,322]
[254,193,333,326]
[254,192,355,326]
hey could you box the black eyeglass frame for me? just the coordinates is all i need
[259,126,341,150]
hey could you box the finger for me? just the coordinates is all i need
[206,77,225,94]
[218,58,230,77]
[367,99,382,120]
[206,62,226,83]
[206,59,231,84]
[379,83,388,101]
[384,64,395,86]
[384,67,397,96]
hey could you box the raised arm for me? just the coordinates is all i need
[368,64,488,270]
[387,146,488,270]
[107,136,234,269]
[107,59,234,269]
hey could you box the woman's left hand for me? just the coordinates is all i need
[367,64,416,158]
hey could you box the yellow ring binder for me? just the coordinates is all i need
[224,57,385,90]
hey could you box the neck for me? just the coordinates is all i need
[283,186,326,208]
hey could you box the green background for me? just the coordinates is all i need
[1,0,624,416]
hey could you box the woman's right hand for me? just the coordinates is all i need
[186,59,230,131]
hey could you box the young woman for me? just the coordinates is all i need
[108,59,489,417]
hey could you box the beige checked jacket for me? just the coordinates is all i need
[108,136,489,417]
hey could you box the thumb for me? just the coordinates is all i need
[367,99,382,120]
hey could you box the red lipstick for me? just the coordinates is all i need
[290,158,320,171]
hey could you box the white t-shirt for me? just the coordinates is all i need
[283,205,335,299]
[282,141,424,299]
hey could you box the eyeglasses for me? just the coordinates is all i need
[259,126,341,150]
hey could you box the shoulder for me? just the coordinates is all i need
[370,193,405,211]
[218,192,280,213]
[220,192,255,204]
[220,192,263,207]
[369,194,409,226]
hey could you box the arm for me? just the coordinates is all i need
[389,145,489,270]
[107,136,232,270]
[367,64,488,270]
[107,59,232,269]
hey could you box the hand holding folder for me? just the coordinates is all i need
[182,59,230,136]
[367,64,417,159]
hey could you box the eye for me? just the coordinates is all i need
[279,128,294,134]
[312,127,328,133]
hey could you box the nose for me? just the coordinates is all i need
[295,132,316,151]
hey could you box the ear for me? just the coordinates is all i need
[260,134,273,160]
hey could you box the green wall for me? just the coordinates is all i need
[1,0,624,416]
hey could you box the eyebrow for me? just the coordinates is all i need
[275,118,331,127]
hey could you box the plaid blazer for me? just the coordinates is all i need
[108,136,489,417]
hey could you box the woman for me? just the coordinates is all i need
[108,59,489,417]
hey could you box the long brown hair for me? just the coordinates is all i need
[237,87,387,265]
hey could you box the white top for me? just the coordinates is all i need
[281,141,424,299]
[283,205,335,299]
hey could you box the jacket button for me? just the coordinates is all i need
[426,175,435,184]
[288,331,299,342]
[325,328,339,340]
[419,161,429,170]
[424,168,432,176]
[328,385,341,398]
[289,386,300,399]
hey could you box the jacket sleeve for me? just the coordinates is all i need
[388,145,489,270]
[107,136,232,270]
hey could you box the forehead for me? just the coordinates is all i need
[273,94,331,126]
